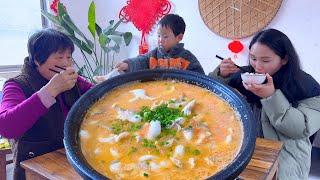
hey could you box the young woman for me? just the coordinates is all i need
[0,28,93,179]
[209,29,320,180]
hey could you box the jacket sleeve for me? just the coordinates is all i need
[124,51,154,72]
[184,51,205,74]
[261,89,320,139]
[0,82,49,138]
[77,76,94,94]
[208,66,233,83]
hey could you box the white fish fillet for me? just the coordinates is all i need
[79,130,90,138]
[182,99,196,116]
[112,104,141,123]
[129,89,156,102]
[225,134,232,144]
[110,147,120,158]
[170,157,182,168]
[109,161,121,173]
[188,158,195,168]
[146,120,161,140]
[139,155,157,162]
[115,132,130,142]
[174,145,185,157]
[183,128,193,141]
[99,135,116,143]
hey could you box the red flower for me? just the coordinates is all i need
[50,0,59,15]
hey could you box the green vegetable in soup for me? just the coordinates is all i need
[128,123,142,132]
[142,139,156,148]
[138,104,184,128]
[111,122,123,134]
[128,146,138,155]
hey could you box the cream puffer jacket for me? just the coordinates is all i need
[209,68,320,180]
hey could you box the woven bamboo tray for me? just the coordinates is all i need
[199,0,282,39]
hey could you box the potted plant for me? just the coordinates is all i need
[42,1,132,83]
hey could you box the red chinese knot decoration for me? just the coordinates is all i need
[50,0,59,15]
[119,0,171,54]
[228,40,244,58]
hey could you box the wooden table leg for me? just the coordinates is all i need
[0,149,12,180]
[272,168,279,180]
[270,158,280,180]
[0,152,6,180]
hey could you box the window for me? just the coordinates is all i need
[0,0,45,68]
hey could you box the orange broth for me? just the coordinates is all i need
[80,80,243,179]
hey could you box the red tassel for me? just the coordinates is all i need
[119,0,172,54]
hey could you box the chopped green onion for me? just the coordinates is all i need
[138,104,184,128]
[143,172,149,177]
[142,139,156,148]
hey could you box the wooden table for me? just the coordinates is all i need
[21,138,283,180]
[0,148,12,180]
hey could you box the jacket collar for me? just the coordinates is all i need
[158,43,185,57]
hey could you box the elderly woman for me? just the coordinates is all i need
[0,28,93,179]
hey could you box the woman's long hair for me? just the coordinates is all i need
[248,29,320,107]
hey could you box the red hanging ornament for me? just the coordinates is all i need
[139,36,149,55]
[228,40,244,59]
[119,0,171,54]
[50,0,67,16]
[50,0,59,15]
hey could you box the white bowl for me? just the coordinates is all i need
[93,69,124,83]
[241,73,266,84]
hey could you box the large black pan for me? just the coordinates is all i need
[64,69,256,180]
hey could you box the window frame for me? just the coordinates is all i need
[0,0,48,72]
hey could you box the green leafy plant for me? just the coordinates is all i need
[42,1,132,82]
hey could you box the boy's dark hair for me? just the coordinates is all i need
[27,28,74,67]
[158,14,186,36]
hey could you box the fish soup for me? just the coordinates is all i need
[80,80,243,179]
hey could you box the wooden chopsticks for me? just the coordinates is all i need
[48,65,81,97]
[49,65,66,73]
[215,55,246,72]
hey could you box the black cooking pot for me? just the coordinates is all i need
[64,69,256,180]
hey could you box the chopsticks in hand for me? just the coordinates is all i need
[215,55,225,61]
[48,68,60,74]
[215,55,246,72]
[55,65,66,71]
[49,65,89,79]
[49,65,66,74]
[48,65,81,96]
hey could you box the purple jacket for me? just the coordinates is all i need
[0,77,93,138]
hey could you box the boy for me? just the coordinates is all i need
[116,14,205,74]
